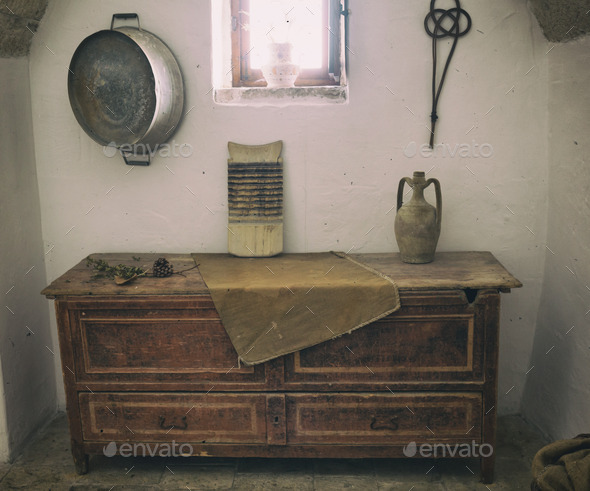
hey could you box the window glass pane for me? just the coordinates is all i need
[248,0,323,69]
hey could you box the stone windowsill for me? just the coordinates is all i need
[214,85,348,106]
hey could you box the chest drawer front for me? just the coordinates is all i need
[286,393,482,445]
[284,292,490,385]
[67,300,266,385]
[79,392,268,443]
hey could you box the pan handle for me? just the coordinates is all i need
[111,13,140,31]
[120,149,150,166]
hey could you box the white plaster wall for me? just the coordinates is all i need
[30,0,549,413]
[0,367,7,462]
[521,37,590,440]
[0,57,57,462]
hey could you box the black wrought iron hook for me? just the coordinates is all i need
[424,0,472,148]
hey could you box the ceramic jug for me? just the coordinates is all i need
[394,171,442,264]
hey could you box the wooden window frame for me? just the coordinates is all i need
[230,0,344,87]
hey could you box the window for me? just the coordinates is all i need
[230,0,346,87]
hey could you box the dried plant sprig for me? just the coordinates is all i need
[86,256,198,284]
[86,257,147,281]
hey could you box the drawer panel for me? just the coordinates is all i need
[285,294,486,385]
[286,393,482,445]
[68,302,266,385]
[79,392,267,443]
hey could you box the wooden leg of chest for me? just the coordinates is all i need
[480,291,500,483]
[72,441,89,474]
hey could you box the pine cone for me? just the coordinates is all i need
[153,258,173,278]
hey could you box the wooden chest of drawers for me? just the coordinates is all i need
[42,252,520,483]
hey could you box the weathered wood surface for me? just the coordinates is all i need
[80,392,268,443]
[56,290,499,393]
[284,290,485,385]
[65,296,265,386]
[78,441,483,459]
[285,392,482,445]
[227,222,283,258]
[42,253,207,297]
[42,251,521,297]
[352,251,522,291]
[228,140,283,163]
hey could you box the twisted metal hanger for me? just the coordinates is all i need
[424,0,472,148]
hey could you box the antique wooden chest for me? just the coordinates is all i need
[42,251,520,483]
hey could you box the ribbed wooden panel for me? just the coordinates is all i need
[227,141,284,257]
[228,162,283,221]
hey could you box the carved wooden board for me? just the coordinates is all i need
[285,290,485,385]
[227,140,283,257]
[286,392,482,445]
[80,392,268,443]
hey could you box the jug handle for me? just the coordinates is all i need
[396,177,414,211]
[426,178,442,226]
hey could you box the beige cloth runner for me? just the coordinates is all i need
[193,252,400,365]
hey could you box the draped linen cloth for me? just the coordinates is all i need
[531,434,590,491]
[193,252,401,366]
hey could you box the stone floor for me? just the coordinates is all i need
[0,413,547,490]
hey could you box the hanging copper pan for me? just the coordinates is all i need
[68,14,184,165]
